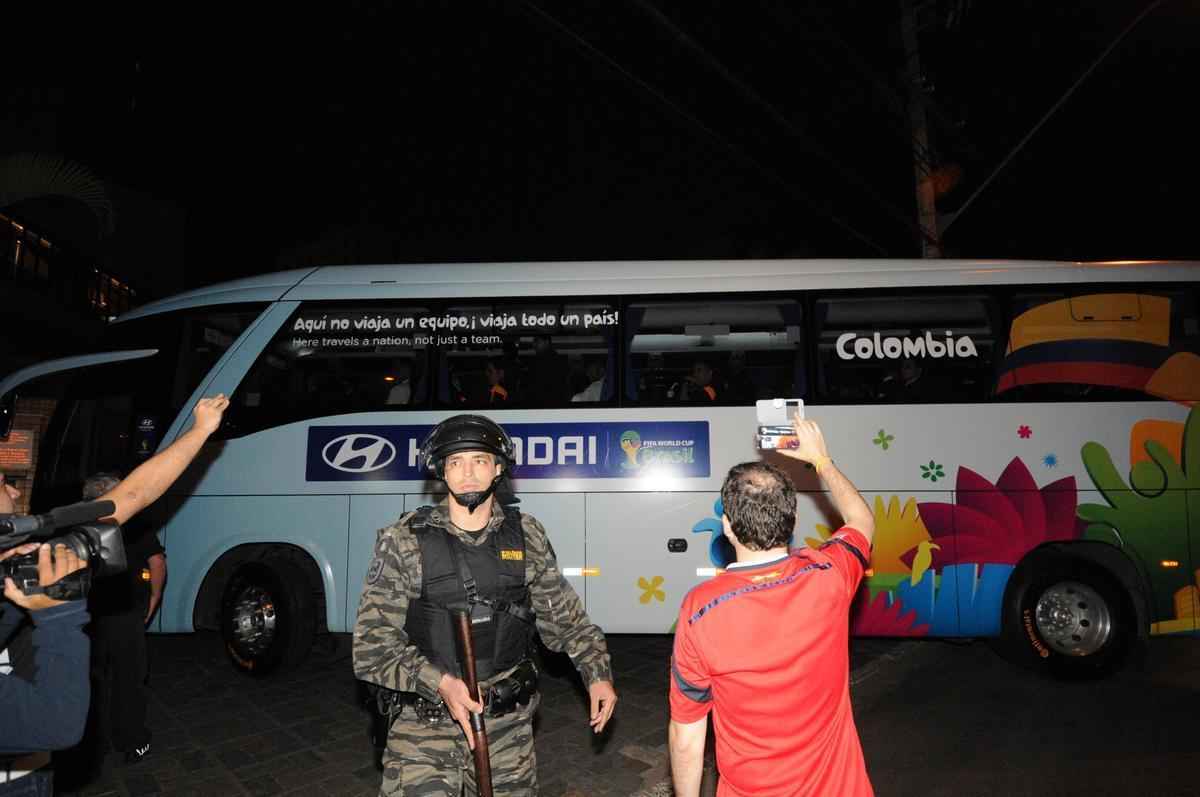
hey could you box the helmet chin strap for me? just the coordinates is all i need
[448,473,504,514]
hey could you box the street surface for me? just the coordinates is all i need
[53,632,1198,796]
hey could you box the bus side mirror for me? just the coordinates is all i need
[0,392,15,440]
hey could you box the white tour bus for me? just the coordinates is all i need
[2,259,1197,679]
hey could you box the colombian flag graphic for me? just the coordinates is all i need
[996,293,1199,405]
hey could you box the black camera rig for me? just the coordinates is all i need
[0,500,127,602]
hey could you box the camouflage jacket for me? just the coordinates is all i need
[352,502,613,702]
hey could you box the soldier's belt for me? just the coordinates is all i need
[396,660,539,721]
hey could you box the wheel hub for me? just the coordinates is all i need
[1034,580,1112,657]
[229,585,277,657]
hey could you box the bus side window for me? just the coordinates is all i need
[227,304,431,436]
[814,293,997,404]
[625,298,804,406]
[433,302,619,409]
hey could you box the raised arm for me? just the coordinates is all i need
[778,418,875,546]
[98,395,228,526]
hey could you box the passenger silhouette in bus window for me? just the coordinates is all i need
[384,362,413,406]
[638,352,672,403]
[678,359,720,402]
[881,358,935,401]
[571,359,606,402]
[447,362,470,405]
[722,350,758,404]
[484,359,511,404]
[524,334,567,406]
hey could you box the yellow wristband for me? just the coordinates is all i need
[812,456,832,473]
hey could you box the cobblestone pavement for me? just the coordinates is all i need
[54,632,909,797]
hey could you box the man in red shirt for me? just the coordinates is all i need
[669,417,876,797]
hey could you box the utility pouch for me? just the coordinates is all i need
[486,659,539,718]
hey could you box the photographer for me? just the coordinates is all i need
[0,394,229,794]
[668,417,876,797]
[79,472,168,765]
[1,537,89,762]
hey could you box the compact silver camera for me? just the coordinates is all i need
[755,398,804,450]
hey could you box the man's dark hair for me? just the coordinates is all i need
[720,461,796,551]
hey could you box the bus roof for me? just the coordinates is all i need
[118,259,1200,322]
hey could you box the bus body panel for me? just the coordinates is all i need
[156,398,1191,635]
[585,490,721,633]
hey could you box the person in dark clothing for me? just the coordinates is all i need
[1,474,90,797]
[879,358,937,402]
[523,335,567,407]
[678,359,720,403]
[484,359,511,405]
[723,350,759,404]
[638,352,673,403]
[80,474,167,765]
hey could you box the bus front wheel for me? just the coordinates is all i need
[1002,555,1135,679]
[220,559,316,676]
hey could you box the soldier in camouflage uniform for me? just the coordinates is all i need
[354,414,617,796]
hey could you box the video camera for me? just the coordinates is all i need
[0,500,127,602]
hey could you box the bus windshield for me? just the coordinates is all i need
[29,304,263,509]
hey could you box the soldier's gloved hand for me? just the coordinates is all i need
[438,673,485,750]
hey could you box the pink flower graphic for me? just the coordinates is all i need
[1018,425,1032,439]
[901,457,1084,568]
[850,589,929,636]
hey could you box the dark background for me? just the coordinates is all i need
[3,0,1196,297]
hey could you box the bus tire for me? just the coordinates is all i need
[1001,554,1135,680]
[220,559,315,676]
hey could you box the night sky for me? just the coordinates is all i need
[4,0,1196,294]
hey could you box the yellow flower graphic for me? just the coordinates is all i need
[805,495,931,575]
[638,575,665,604]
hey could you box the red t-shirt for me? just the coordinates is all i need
[669,527,873,797]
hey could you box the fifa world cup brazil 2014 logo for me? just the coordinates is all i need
[620,430,642,469]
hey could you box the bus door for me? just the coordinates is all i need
[585,491,718,634]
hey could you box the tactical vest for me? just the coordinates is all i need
[403,507,535,681]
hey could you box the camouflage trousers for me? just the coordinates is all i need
[380,692,541,796]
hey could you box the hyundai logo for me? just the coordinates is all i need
[321,434,397,473]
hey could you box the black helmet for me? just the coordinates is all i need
[420,414,515,478]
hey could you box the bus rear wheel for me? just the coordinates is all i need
[1002,555,1135,680]
[220,559,315,676]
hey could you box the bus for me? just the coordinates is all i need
[2,259,1196,679]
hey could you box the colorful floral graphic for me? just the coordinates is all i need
[1043,453,1058,468]
[920,461,945,482]
[850,589,929,636]
[873,429,895,450]
[1079,405,1200,625]
[1018,425,1032,439]
[638,576,666,604]
[904,457,1083,569]
[809,496,931,575]
[891,458,1085,635]
[898,563,1016,636]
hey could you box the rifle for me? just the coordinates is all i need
[453,608,494,797]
